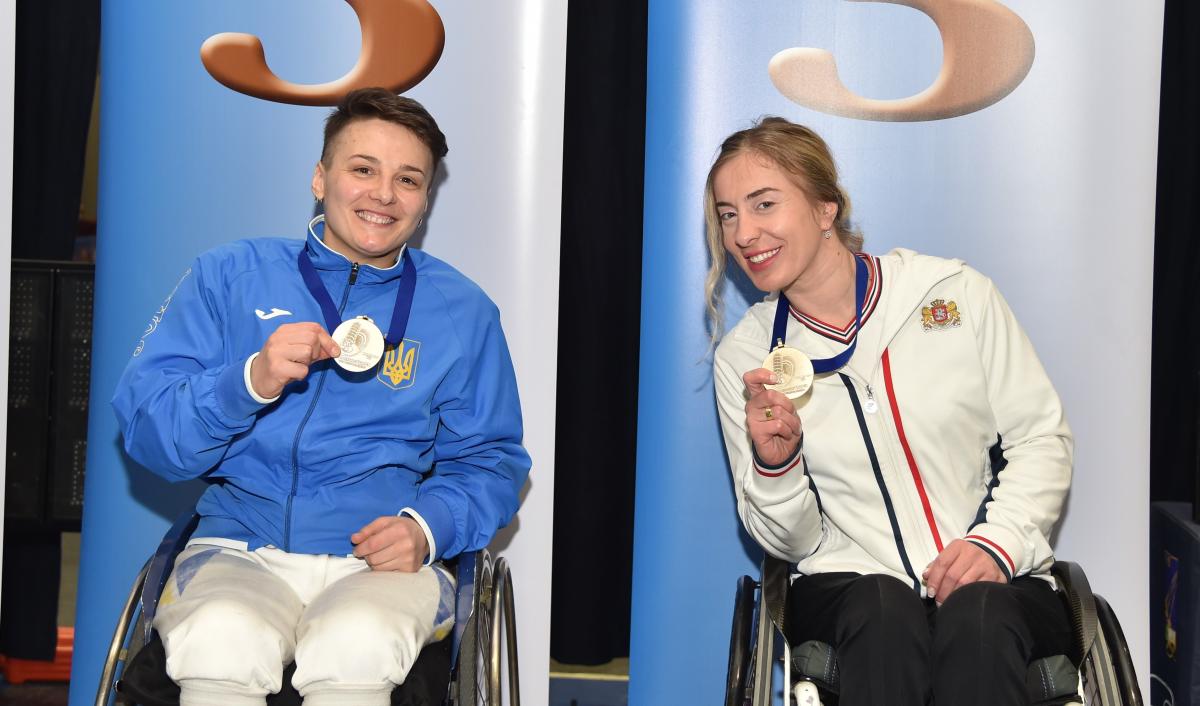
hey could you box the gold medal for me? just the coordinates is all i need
[762,340,814,400]
[332,316,385,372]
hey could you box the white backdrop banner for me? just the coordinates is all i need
[631,1,1162,703]
[0,0,15,609]
[71,3,563,705]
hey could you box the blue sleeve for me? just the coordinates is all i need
[110,256,267,480]
[408,299,531,560]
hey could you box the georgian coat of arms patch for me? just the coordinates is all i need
[921,299,961,331]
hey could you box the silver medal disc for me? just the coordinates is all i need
[332,316,385,372]
[762,345,815,400]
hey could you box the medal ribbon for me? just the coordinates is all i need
[297,248,417,347]
[771,255,868,373]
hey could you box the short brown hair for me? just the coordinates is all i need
[321,88,449,173]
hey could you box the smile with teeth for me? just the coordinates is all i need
[748,247,780,264]
[356,210,396,225]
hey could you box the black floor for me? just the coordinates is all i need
[0,680,69,706]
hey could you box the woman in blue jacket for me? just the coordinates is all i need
[112,88,531,706]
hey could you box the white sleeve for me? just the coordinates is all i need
[962,269,1073,579]
[714,339,824,562]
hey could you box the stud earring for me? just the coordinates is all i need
[822,229,832,239]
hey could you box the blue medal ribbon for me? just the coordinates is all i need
[297,245,417,348]
[771,255,868,373]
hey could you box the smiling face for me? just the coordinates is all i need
[312,117,434,268]
[712,151,839,294]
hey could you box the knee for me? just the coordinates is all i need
[935,582,1025,648]
[840,574,927,641]
[159,598,290,687]
[297,602,424,684]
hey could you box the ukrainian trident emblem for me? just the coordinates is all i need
[376,339,420,389]
[921,299,961,331]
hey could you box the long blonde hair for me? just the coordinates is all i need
[703,117,862,338]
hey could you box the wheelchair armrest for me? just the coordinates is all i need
[140,512,201,644]
[1049,560,1098,666]
[761,554,790,636]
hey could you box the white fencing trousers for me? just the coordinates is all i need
[153,539,456,706]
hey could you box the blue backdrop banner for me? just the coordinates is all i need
[631,1,1162,703]
[72,3,565,704]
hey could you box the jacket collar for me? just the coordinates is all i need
[303,215,409,284]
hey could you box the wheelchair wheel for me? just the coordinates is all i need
[725,576,757,706]
[452,551,520,706]
[1078,594,1143,706]
[95,560,151,706]
[1092,595,1142,706]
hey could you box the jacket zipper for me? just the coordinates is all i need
[283,262,359,551]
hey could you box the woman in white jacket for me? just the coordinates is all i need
[709,117,1074,706]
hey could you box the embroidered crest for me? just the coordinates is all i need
[921,299,961,331]
[376,338,420,389]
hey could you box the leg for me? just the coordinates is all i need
[786,572,931,706]
[153,543,304,706]
[291,564,455,706]
[931,578,1072,706]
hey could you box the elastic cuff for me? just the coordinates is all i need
[399,507,436,566]
[965,534,1015,581]
[408,495,455,561]
[752,437,804,478]
[301,687,392,706]
[243,353,281,405]
[178,681,268,706]
[209,359,269,421]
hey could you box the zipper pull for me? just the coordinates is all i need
[864,383,879,414]
[348,262,360,285]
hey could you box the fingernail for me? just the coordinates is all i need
[769,373,780,384]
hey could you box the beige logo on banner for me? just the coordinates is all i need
[200,0,445,106]
[769,0,1035,121]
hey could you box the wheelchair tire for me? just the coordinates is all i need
[453,558,492,706]
[725,576,757,706]
[1080,607,1122,706]
[1094,595,1142,706]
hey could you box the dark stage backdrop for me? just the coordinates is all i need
[550,1,647,665]
[1,0,99,660]
[10,0,98,260]
[1151,0,1200,513]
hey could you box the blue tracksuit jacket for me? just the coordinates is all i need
[112,224,531,559]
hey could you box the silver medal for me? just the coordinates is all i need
[332,316,385,372]
[762,344,814,400]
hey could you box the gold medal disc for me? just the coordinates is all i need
[332,316,385,372]
[762,345,814,400]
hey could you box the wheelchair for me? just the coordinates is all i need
[726,556,1142,706]
[94,512,520,706]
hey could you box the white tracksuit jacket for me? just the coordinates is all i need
[714,249,1072,593]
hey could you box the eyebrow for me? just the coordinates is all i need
[347,154,427,175]
[714,186,780,209]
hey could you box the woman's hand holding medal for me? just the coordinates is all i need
[742,368,803,466]
[249,322,341,399]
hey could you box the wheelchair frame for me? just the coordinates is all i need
[95,512,520,706]
[725,556,1142,706]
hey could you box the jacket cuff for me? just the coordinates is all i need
[243,353,281,405]
[399,507,436,566]
[751,437,804,478]
[407,495,455,561]
[214,357,271,420]
[965,525,1022,581]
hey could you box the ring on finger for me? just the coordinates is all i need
[764,407,774,420]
